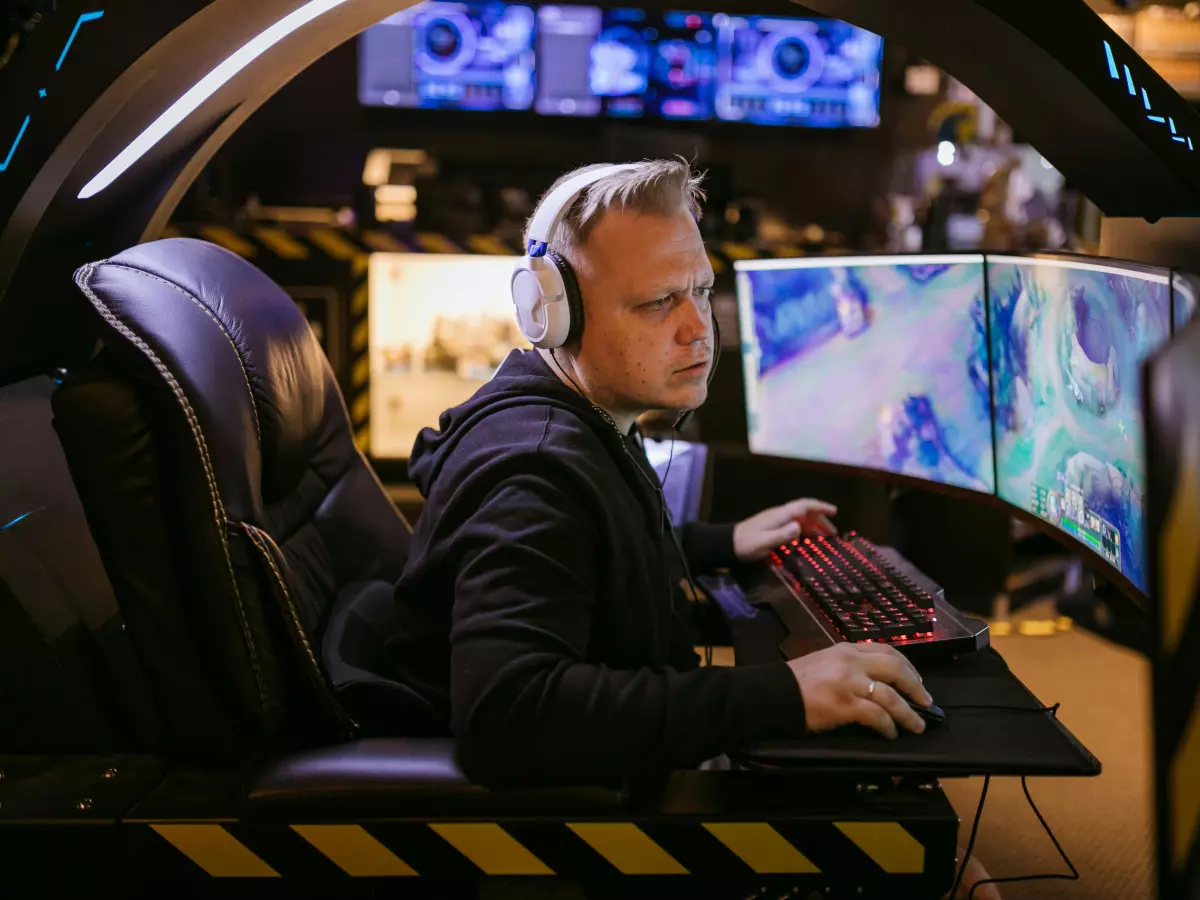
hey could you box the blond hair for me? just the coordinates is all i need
[529,158,706,264]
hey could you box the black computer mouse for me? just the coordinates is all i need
[907,698,946,727]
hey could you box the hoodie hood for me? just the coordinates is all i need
[407,349,652,509]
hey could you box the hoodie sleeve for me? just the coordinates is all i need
[678,521,738,572]
[448,464,807,788]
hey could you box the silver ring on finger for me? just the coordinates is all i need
[867,680,877,697]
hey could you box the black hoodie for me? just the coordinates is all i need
[386,349,808,787]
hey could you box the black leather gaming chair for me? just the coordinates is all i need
[49,238,622,811]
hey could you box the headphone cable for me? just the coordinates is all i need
[549,348,712,666]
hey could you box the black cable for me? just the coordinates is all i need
[950,776,989,899]
[550,347,711,665]
[939,702,1062,715]
[963,777,1080,899]
[946,751,1080,900]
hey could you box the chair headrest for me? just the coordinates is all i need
[74,237,341,515]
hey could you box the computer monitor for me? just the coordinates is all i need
[369,253,528,459]
[359,2,536,111]
[643,438,709,525]
[989,255,1172,595]
[735,255,995,493]
[714,14,883,127]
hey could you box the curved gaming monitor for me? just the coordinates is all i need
[736,255,996,494]
[735,252,1178,599]
[988,255,1171,596]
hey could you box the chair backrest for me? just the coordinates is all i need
[52,238,411,763]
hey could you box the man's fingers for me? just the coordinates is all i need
[783,498,838,519]
[869,681,926,735]
[851,698,898,739]
[812,514,838,535]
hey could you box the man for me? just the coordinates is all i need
[386,159,935,788]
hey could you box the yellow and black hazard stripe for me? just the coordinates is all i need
[347,271,371,453]
[130,817,952,886]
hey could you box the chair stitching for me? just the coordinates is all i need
[74,261,267,715]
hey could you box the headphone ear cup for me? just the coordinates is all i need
[546,248,584,346]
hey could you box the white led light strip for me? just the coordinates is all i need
[78,0,353,199]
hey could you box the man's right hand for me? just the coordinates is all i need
[787,642,933,739]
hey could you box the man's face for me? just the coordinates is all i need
[569,207,715,419]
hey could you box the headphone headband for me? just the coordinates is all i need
[524,163,641,257]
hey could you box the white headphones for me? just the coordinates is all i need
[511,163,640,349]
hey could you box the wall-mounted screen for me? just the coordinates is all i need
[650,11,718,120]
[714,15,883,127]
[369,253,529,459]
[362,4,882,127]
[587,7,654,118]
[537,7,718,119]
[536,4,603,115]
[359,2,536,111]
[988,256,1172,594]
[736,255,995,493]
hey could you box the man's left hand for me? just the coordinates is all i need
[733,498,838,562]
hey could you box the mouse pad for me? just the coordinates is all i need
[730,609,1101,778]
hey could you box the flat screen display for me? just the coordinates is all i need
[649,11,718,120]
[359,2,536,111]
[537,7,717,119]
[369,253,529,459]
[989,256,1172,593]
[736,255,995,493]
[536,4,604,115]
[364,4,881,127]
[714,15,883,127]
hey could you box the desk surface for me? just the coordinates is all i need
[721,570,1102,779]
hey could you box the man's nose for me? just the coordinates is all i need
[679,296,709,343]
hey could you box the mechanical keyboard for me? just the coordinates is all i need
[766,532,990,662]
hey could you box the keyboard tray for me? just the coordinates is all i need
[715,556,1101,779]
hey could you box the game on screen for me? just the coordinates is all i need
[737,256,996,494]
[988,257,1171,593]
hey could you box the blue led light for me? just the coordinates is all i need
[0,115,30,173]
[38,88,46,98]
[1108,39,1196,152]
[1,512,32,531]
[56,10,105,71]
[1105,41,1119,79]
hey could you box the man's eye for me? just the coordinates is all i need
[647,298,668,310]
